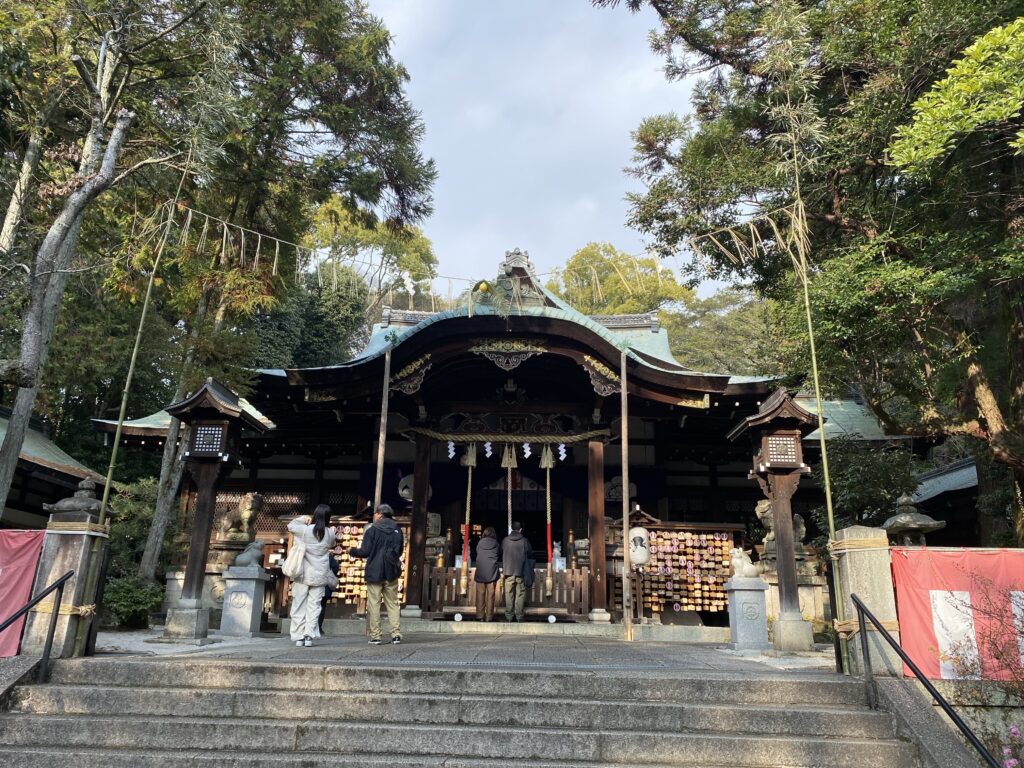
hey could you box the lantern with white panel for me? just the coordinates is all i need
[728,388,817,652]
[162,378,269,642]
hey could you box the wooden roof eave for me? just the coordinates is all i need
[280,315,742,405]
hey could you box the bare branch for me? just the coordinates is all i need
[130,3,209,53]
[110,151,184,186]
[70,55,100,98]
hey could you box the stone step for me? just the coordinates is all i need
[11,684,895,738]
[0,714,919,767]
[47,658,867,706]
[0,746,884,768]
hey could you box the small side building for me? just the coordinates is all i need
[0,408,103,529]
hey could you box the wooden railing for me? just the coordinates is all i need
[421,566,590,621]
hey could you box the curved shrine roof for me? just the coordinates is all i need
[265,249,775,397]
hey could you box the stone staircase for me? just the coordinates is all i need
[0,656,921,767]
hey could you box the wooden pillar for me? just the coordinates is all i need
[181,461,221,603]
[587,439,609,619]
[404,433,430,616]
[373,348,392,509]
[767,473,802,615]
[562,497,575,557]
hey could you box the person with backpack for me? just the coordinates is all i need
[473,527,500,622]
[286,504,337,647]
[501,521,533,623]
[349,503,404,645]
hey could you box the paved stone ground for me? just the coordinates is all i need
[94,628,840,676]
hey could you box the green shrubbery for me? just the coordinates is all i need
[103,576,164,629]
[101,478,174,628]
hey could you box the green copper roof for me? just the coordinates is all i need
[795,394,892,441]
[295,250,772,388]
[0,414,101,479]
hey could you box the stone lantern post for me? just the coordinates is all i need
[728,388,817,652]
[162,378,266,642]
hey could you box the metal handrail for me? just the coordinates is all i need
[0,570,75,684]
[850,593,999,768]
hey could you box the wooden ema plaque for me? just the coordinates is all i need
[326,519,410,610]
[642,527,738,613]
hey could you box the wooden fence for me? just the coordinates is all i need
[421,566,590,621]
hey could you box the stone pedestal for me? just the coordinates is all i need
[773,611,814,652]
[220,566,270,637]
[588,608,611,623]
[401,604,423,618]
[725,577,770,652]
[21,510,108,659]
[834,525,901,676]
[763,571,829,632]
[160,599,217,645]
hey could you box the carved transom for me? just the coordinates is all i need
[390,354,432,395]
[469,338,546,371]
[582,355,621,396]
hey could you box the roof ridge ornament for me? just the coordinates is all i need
[499,247,532,274]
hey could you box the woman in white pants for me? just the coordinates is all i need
[287,504,337,646]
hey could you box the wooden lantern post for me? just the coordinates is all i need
[162,378,267,642]
[728,388,816,652]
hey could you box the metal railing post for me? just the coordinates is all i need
[851,593,1001,768]
[856,601,877,709]
[0,570,76,683]
[37,580,65,684]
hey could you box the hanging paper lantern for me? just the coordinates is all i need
[628,526,651,567]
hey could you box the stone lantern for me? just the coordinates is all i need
[728,388,817,652]
[883,493,946,546]
[162,378,266,642]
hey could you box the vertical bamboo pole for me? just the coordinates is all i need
[373,348,391,510]
[620,350,633,642]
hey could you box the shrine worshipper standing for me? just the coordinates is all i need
[473,527,500,621]
[501,521,533,622]
[287,504,337,647]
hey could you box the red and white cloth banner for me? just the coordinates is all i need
[890,547,1024,680]
[0,530,45,658]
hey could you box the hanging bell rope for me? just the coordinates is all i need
[501,443,517,534]
[540,445,555,597]
[459,443,477,596]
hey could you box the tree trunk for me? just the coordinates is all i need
[0,96,57,258]
[137,420,189,580]
[138,282,212,580]
[0,110,134,516]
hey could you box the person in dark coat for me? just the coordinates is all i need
[349,504,404,644]
[318,551,339,633]
[501,521,532,622]
[473,527,500,622]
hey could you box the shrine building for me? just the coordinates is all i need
[98,249,877,627]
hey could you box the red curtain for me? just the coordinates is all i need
[891,547,1024,680]
[0,530,45,657]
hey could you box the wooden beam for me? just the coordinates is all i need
[588,439,608,615]
[405,433,431,611]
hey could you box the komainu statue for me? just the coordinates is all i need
[218,492,263,541]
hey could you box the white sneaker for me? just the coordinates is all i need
[295,640,303,647]
[303,636,312,647]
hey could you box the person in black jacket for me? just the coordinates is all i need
[318,551,339,633]
[501,521,532,622]
[473,527,500,622]
[349,504,404,645]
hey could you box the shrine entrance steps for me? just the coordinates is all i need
[0,655,922,767]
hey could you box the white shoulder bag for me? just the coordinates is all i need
[281,537,306,581]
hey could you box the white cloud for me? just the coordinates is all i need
[364,1,698,283]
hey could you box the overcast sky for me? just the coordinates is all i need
[366,0,693,292]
